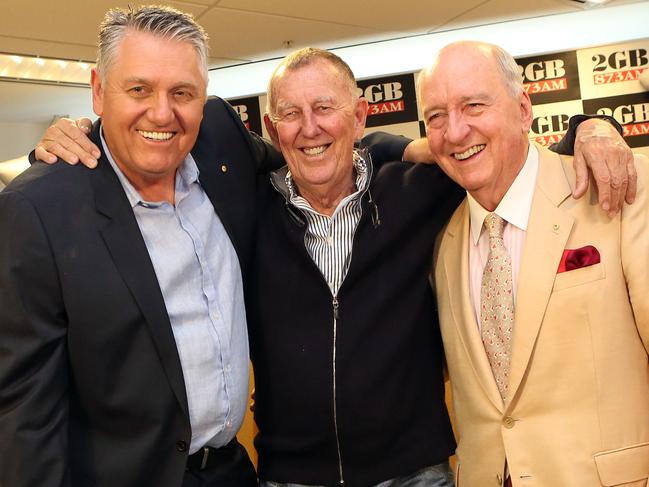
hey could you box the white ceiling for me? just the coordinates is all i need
[0,0,645,124]
[2,0,642,67]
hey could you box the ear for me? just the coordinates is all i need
[353,97,369,140]
[519,90,533,133]
[263,113,281,150]
[91,69,104,117]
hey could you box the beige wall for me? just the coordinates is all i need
[0,121,48,162]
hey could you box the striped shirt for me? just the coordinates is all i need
[285,150,368,296]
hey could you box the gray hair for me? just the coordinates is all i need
[418,41,523,99]
[266,47,358,118]
[489,43,524,98]
[96,5,209,83]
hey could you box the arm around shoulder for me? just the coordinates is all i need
[202,97,284,173]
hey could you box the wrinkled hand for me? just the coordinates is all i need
[35,117,100,168]
[572,118,636,216]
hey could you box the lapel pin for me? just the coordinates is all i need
[221,164,228,173]
[552,223,560,232]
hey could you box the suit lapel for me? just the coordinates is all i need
[90,126,189,419]
[192,133,248,277]
[443,201,505,410]
[506,146,574,405]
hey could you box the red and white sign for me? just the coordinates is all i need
[527,100,586,147]
[577,40,649,99]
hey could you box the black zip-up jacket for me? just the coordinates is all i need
[247,155,465,486]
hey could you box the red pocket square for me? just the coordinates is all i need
[557,245,600,273]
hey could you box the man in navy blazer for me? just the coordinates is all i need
[0,7,278,487]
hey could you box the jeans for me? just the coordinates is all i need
[261,461,454,487]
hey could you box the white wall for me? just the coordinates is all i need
[208,2,649,98]
[0,121,49,162]
[1,1,647,166]
[0,81,92,163]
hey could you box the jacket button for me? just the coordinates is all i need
[176,440,188,452]
[503,416,516,429]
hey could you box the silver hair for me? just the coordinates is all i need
[417,41,524,100]
[489,43,524,98]
[96,5,209,83]
[266,47,358,119]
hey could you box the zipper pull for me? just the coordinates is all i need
[332,297,339,320]
[367,189,381,228]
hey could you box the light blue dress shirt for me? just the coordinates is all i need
[101,132,249,454]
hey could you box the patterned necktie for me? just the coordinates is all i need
[480,213,514,400]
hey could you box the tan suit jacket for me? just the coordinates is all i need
[434,145,649,487]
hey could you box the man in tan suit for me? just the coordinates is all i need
[420,41,649,487]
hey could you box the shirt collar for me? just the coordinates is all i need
[100,126,200,208]
[284,148,369,201]
[467,143,539,244]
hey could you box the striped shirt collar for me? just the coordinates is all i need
[284,149,369,215]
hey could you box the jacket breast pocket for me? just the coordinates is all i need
[594,442,649,486]
[552,262,605,292]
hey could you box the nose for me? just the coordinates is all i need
[300,109,322,138]
[445,111,470,145]
[147,93,175,126]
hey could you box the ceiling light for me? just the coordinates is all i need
[0,52,94,87]
[567,0,612,8]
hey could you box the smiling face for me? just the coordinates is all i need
[264,58,368,208]
[91,30,206,197]
[420,43,533,211]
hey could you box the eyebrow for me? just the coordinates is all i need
[124,77,151,85]
[423,93,492,115]
[459,93,491,104]
[276,95,338,112]
[313,96,335,104]
[275,101,298,112]
[422,105,444,119]
[123,77,200,90]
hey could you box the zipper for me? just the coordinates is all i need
[268,156,378,485]
[331,296,345,486]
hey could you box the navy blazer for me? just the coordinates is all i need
[0,97,276,487]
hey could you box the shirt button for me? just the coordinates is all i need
[226,420,232,428]
[176,440,188,452]
[503,416,516,429]
[225,364,232,373]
